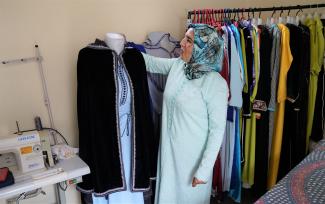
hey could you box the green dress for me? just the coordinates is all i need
[304,16,325,151]
[142,53,228,204]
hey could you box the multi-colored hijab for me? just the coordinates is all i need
[184,24,224,80]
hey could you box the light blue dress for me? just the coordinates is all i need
[142,53,228,204]
[92,57,144,204]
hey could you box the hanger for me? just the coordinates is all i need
[295,7,303,25]
[221,9,226,25]
[234,8,240,26]
[314,4,319,19]
[257,10,263,25]
[247,8,251,20]
[197,10,202,23]
[205,9,209,24]
[215,9,219,24]
[270,7,276,25]
[205,9,210,25]
[226,9,231,25]
[211,9,216,26]
[206,9,210,25]
[223,9,227,26]
[251,8,257,25]
[278,7,284,23]
[241,8,245,20]
[196,9,199,24]
[215,9,222,29]
[232,8,238,23]
[192,10,196,23]
[286,9,291,24]
[322,5,325,19]
[236,8,240,21]
[202,9,207,24]
[227,9,232,25]
[307,4,313,19]
[290,9,295,24]
[217,9,220,22]
[209,9,213,26]
[210,9,214,25]
[197,10,200,23]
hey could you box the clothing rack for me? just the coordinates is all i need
[188,3,325,19]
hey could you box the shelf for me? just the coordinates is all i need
[0,156,90,199]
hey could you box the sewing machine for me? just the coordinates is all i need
[0,130,90,203]
[0,131,46,182]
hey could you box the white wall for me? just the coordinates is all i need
[0,0,324,203]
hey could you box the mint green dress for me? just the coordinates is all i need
[142,53,228,204]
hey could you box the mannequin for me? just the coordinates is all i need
[91,32,144,204]
[104,32,125,55]
[77,29,154,202]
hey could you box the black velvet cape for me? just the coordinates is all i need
[76,44,155,196]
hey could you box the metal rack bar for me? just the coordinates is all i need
[188,3,325,19]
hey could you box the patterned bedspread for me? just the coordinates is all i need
[255,140,325,204]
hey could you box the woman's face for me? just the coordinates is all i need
[180,28,194,63]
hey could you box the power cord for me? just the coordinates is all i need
[43,127,69,145]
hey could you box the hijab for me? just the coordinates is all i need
[184,24,224,80]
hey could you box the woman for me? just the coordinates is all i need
[142,24,228,204]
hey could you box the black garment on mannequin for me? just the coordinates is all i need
[76,44,155,196]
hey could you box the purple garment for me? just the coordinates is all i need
[143,32,181,58]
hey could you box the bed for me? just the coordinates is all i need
[255,139,325,204]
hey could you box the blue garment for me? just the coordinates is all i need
[126,42,146,53]
[228,27,243,108]
[230,24,245,85]
[222,109,236,192]
[92,57,144,204]
[228,108,242,203]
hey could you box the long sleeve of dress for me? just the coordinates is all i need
[142,53,177,74]
[194,73,229,182]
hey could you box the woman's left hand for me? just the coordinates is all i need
[192,177,206,187]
